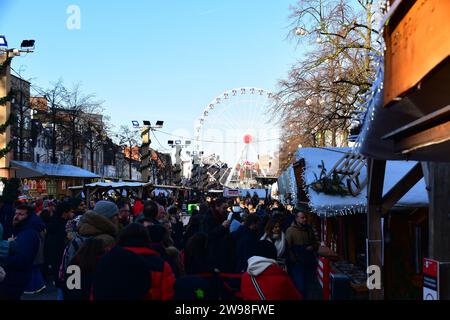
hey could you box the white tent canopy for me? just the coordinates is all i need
[286,147,429,217]
[84,182,145,188]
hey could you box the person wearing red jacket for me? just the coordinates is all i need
[241,240,302,300]
[117,223,175,300]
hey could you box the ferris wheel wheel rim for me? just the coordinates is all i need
[194,86,275,150]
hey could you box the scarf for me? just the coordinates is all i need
[260,232,286,258]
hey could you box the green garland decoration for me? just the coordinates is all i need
[308,160,350,196]
[0,114,15,134]
[0,90,15,106]
[0,141,13,159]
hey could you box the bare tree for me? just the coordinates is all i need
[274,0,381,172]
[35,79,67,164]
[81,113,108,173]
[61,83,103,166]
[116,125,140,180]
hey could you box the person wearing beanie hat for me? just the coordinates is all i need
[240,240,302,300]
[93,201,119,220]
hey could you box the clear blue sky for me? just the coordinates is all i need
[1,0,302,155]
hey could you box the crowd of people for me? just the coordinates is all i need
[0,192,320,300]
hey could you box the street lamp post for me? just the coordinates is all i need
[134,120,164,183]
[168,140,191,186]
[1,36,35,179]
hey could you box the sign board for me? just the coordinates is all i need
[423,258,439,300]
[223,188,239,198]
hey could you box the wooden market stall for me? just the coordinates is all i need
[10,160,100,199]
[284,147,429,299]
[358,0,450,299]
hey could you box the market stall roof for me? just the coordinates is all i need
[292,147,428,216]
[84,182,145,188]
[356,51,450,161]
[143,184,193,190]
[11,161,100,179]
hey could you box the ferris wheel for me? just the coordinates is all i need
[194,87,280,189]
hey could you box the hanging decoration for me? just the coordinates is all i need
[309,160,350,196]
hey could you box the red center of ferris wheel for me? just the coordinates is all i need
[243,134,253,144]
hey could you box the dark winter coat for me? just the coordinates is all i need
[285,222,319,266]
[0,203,15,240]
[123,246,175,300]
[93,246,152,300]
[44,216,69,279]
[232,225,259,273]
[0,214,45,299]
[241,256,302,300]
[150,242,181,278]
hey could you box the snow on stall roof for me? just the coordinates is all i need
[11,160,100,179]
[85,182,145,188]
[292,147,428,216]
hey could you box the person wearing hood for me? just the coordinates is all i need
[241,240,302,300]
[58,202,119,298]
[0,205,45,299]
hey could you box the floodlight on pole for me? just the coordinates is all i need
[143,120,151,126]
[155,120,164,128]
[132,120,140,128]
[0,36,7,47]
[20,40,35,49]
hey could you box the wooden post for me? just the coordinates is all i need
[367,159,386,300]
[422,162,450,299]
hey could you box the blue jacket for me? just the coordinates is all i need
[0,213,45,300]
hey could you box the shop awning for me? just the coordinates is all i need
[10,161,100,179]
[289,147,428,216]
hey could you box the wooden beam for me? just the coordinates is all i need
[383,105,450,140]
[367,159,387,300]
[382,105,450,155]
[424,162,450,299]
[395,120,450,154]
[381,162,423,215]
